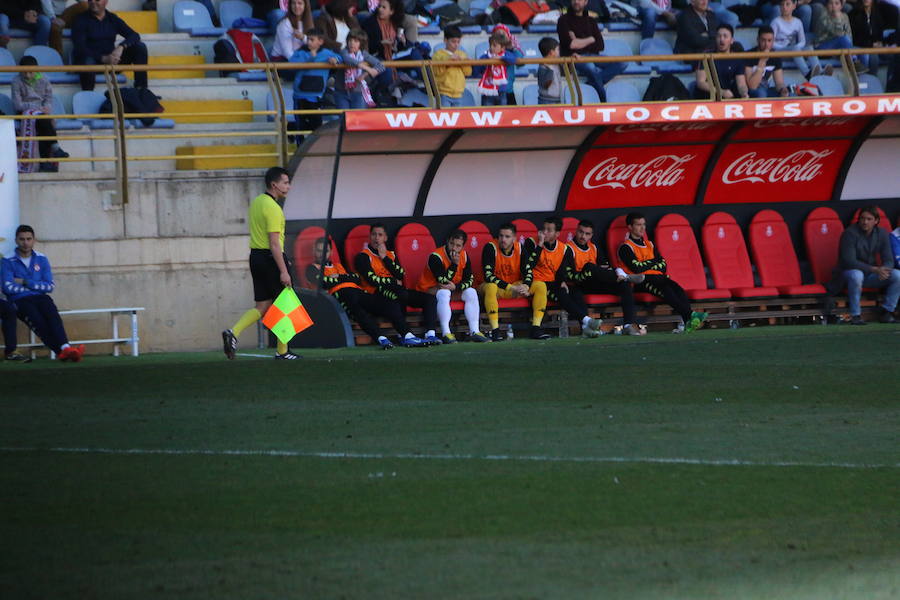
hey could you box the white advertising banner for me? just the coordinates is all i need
[0,119,20,259]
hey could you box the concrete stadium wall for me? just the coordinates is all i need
[18,169,266,353]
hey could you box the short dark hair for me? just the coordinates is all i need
[19,55,38,67]
[757,25,774,38]
[265,166,289,188]
[717,23,735,37]
[16,225,35,236]
[448,229,467,243]
[543,216,563,231]
[346,28,368,46]
[370,222,387,234]
[577,219,594,230]
[443,25,462,40]
[497,222,516,235]
[306,27,324,38]
[859,205,881,223]
[625,212,646,226]
[538,37,559,57]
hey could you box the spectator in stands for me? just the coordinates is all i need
[1,225,85,361]
[814,0,865,73]
[566,219,646,336]
[271,0,315,62]
[675,0,718,57]
[695,24,749,98]
[41,1,90,56]
[432,25,471,108]
[772,0,826,80]
[744,25,790,96]
[537,37,562,104]
[335,29,384,109]
[252,0,287,34]
[415,230,488,344]
[849,0,885,75]
[474,33,518,106]
[72,0,148,91]
[362,0,407,60]
[481,222,550,341]
[290,28,340,141]
[314,0,360,52]
[557,0,625,102]
[634,0,678,40]
[762,0,812,32]
[526,216,604,338]
[308,237,406,349]
[1,0,52,48]
[492,24,524,106]
[354,223,438,345]
[1,296,28,361]
[618,213,707,333]
[12,56,69,173]
[837,206,899,324]
[222,167,300,360]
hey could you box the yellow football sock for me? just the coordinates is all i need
[276,341,288,355]
[530,281,548,326]
[232,309,261,337]
[483,283,500,330]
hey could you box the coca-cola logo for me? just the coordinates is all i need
[583,155,696,190]
[613,123,713,133]
[753,117,854,129]
[721,150,833,184]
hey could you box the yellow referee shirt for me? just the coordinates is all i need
[248,193,285,250]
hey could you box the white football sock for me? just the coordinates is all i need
[436,289,452,335]
[462,287,480,334]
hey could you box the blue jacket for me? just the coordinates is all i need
[2,251,55,303]
[290,47,342,101]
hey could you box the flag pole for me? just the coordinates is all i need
[320,113,346,292]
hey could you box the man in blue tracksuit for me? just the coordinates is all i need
[1,225,84,361]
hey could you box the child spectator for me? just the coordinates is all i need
[814,0,865,73]
[271,0,314,62]
[289,28,340,141]
[475,32,518,106]
[12,56,69,173]
[491,24,524,105]
[335,29,384,109]
[772,0,826,79]
[432,25,472,108]
[537,37,562,104]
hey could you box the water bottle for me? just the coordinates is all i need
[507,324,514,340]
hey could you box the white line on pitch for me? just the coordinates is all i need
[235,353,272,358]
[0,447,896,469]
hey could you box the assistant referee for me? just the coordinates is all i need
[222,167,300,360]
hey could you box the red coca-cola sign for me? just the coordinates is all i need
[594,122,732,145]
[566,145,714,209]
[732,116,871,141]
[705,139,852,204]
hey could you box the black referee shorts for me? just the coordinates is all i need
[249,249,292,302]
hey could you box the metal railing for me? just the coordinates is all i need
[2,46,897,202]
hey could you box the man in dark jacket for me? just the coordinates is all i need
[71,0,148,91]
[556,0,625,102]
[838,206,899,324]
[675,0,718,56]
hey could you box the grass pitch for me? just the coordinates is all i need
[1,325,899,599]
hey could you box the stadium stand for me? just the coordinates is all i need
[701,212,779,298]
[173,0,225,36]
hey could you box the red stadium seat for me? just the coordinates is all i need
[655,214,731,300]
[512,219,538,246]
[293,226,339,289]
[394,222,437,290]
[803,207,844,285]
[701,212,779,298]
[605,215,630,270]
[749,210,826,296]
[561,217,580,244]
[850,206,892,234]
[458,220,492,286]
[343,224,371,272]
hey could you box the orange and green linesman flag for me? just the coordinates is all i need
[262,287,314,345]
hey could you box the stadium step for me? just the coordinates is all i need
[148,55,206,79]
[159,99,254,123]
[175,143,296,170]
[117,11,160,34]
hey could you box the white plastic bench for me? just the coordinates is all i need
[19,307,145,359]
